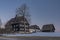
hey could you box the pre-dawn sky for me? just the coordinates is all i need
[0,0,60,32]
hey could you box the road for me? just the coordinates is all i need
[0,36,60,40]
[0,37,46,40]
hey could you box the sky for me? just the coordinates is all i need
[0,0,60,32]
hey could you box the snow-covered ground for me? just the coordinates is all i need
[2,32,60,37]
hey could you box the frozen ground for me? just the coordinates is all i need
[2,32,60,37]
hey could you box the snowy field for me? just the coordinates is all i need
[2,32,60,37]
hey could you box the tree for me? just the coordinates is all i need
[0,19,2,28]
[16,4,31,33]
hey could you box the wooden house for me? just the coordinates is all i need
[5,16,29,33]
[29,25,40,33]
[42,24,55,32]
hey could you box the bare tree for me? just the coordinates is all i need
[0,19,2,28]
[16,4,31,33]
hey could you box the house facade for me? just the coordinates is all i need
[5,16,29,33]
[29,25,40,33]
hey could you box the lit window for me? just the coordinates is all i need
[16,28,18,30]
[16,25,18,26]
[14,29,15,31]
[25,25,28,27]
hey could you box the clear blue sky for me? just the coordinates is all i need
[0,0,60,32]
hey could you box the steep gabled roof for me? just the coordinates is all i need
[5,16,29,26]
[42,24,55,30]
